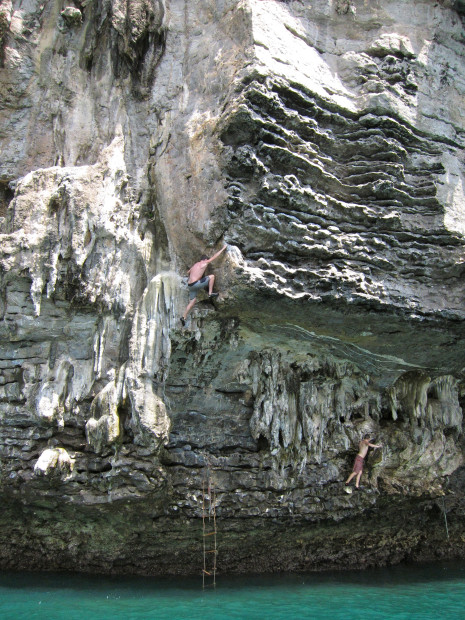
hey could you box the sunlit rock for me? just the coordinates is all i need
[34,447,74,478]
[60,7,82,27]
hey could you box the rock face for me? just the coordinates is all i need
[1,0,465,575]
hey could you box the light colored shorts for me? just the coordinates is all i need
[188,276,210,300]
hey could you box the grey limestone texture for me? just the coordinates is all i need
[1,0,465,574]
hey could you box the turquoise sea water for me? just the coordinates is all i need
[1,562,464,620]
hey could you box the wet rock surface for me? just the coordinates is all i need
[0,0,465,575]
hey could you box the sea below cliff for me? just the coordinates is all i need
[1,561,464,619]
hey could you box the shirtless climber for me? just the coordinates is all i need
[345,434,382,489]
[180,245,227,326]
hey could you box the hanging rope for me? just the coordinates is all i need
[441,496,450,540]
[202,462,217,588]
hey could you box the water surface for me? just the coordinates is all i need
[1,561,464,619]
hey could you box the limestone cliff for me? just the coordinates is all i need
[1,0,465,575]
